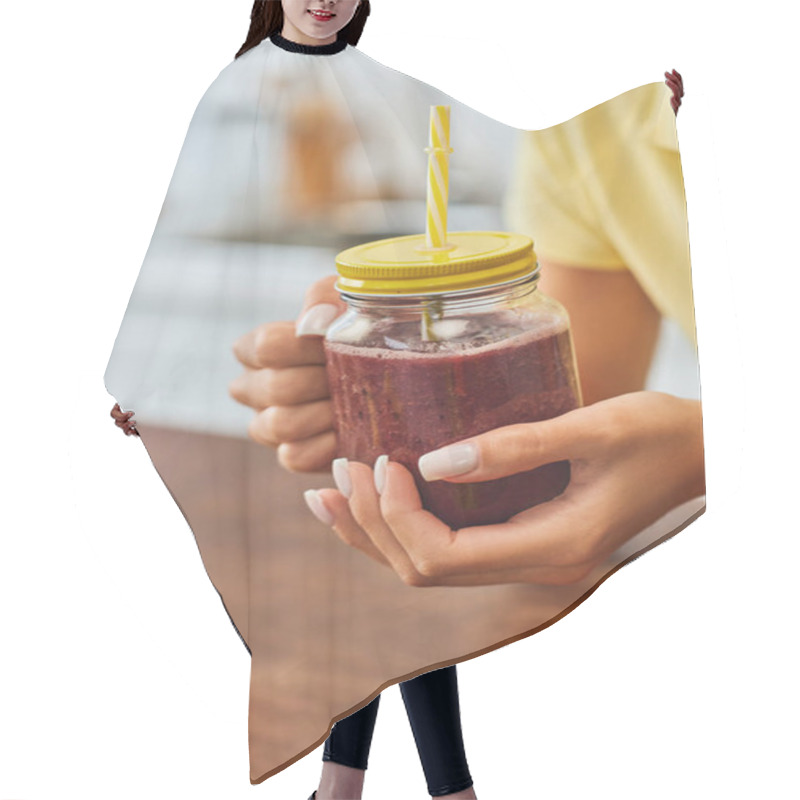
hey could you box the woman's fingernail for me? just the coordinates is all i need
[332,458,352,498]
[296,304,340,337]
[304,490,334,526]
[374,455,389,495]
[418,442,479,482]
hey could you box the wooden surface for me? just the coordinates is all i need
[137,423,704,783]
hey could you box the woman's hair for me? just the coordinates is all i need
[236,1,371,59]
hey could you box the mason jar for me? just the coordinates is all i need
[325,231,582,529]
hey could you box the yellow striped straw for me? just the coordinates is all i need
[425,105,453,250]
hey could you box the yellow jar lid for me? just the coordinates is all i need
[335,231,537,295]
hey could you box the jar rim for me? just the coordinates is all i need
[335,231,537,295]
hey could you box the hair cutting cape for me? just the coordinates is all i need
[105,36,703,783]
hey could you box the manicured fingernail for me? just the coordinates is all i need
[332,458,352,498]
[304,490,334,526]
[374,455,389,495]
[296,304,340,337]
[418,442,479,481]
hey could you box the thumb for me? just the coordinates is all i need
[418,415,579,483]
[296,274,347,337]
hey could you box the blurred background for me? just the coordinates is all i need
[106,46,698,438]
[105,47,525,435]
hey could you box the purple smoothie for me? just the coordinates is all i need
[325,312,581,529]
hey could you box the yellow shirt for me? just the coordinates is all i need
[506,82,696,343]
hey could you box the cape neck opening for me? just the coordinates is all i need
[270,33,348,55]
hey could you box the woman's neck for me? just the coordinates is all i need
[270,32,348,55]
[281,20,337,47]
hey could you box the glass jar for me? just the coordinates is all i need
[325,231,582,529]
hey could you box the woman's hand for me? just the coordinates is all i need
[229,275,344,472]
[110,403,139,437]
[305,392,705,586]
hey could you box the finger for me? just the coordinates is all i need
[110,403,131,422]
[347,460,424,584]
[296,275,347,337]
[325,460,540,586]
[229,365,329,409]
[233,321,326,369]
[276,431,337,473]
[296,304,345,337]
[303,274,343,310]
[417,410,590,484]
[297,274,346,321]
[665,73,684,103]
[666,81,683,103]
[419,398,629,484]
[373,461,462,578]
[313,488,392,567]
[246,415,279,447]
[328,461,594,587]
[249,400,334,445]
[381,460,604,579]
[333,462,548,585]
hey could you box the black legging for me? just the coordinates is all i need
[323,666,473,797]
